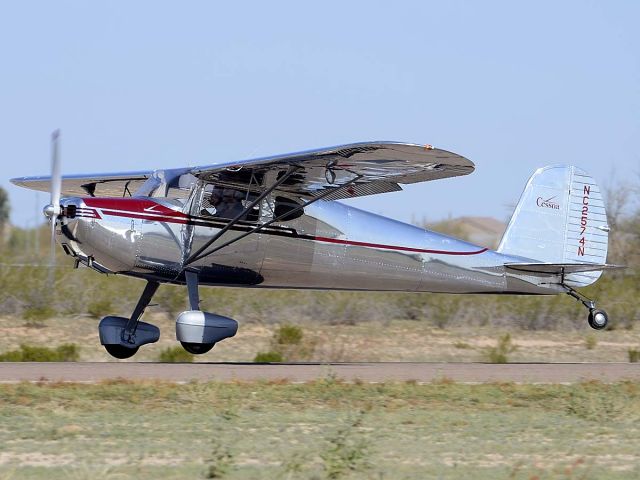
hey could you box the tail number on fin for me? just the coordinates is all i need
[578,185,590,256]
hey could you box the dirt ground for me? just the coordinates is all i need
[1,314,639,363]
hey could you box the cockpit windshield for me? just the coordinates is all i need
[134,169,196,207]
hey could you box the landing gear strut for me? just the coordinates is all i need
[565,286,609,330]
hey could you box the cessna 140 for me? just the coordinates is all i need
[11,132,617,359]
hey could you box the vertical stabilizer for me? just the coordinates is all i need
[497,165,609,287]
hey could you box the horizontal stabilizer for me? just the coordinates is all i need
[505,262,624,275]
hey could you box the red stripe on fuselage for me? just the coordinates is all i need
[83,198,188,218]
[81,197,488,256]
[311,236,488,255]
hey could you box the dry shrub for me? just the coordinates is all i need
[158,346,194,363]
[585,334,598,350]
[254,324,316,362]
[0,343,79,362]
[253,351,283,363]
[484,333,516,363]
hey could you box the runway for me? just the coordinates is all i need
[0,362,639,383]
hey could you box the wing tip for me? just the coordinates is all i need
[10,175,49,188]
[10,177,31,187]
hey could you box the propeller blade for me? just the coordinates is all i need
[50,216,56,267]
[50,129,61,216]
[48,130,62,285]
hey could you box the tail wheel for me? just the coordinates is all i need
[104,344,139,359]
[181,342,215,354]
[588,309,608,330]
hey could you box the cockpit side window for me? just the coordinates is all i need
[199,184,260,223]
[274,196,303,221]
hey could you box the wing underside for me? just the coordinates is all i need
[10,172,151,198]
[191,141,475,200]
[11,141,474,201]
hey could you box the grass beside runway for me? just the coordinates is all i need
[1,380,640,479]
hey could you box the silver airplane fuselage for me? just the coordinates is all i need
[56,194,558,296]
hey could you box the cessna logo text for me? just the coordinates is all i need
[536,196,560,210]
[578,185,590,256]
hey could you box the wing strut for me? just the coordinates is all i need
[184,174,363,266]
[184,165,301,265]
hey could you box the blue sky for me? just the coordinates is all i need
[1,1,638,227]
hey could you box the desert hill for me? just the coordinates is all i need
[420,216,506,249]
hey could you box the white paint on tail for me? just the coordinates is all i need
[498,165,609,287]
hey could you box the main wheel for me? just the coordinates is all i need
[104,344,139,359]
[181,342,215,355]
[588,309,608,330]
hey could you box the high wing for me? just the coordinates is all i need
[191,141,474,200]
[10,171,152,197]
[11,142,474,201]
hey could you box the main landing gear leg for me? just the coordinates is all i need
[565,286,609,330]
[186,270,200,311]
[100,281,161,359]
[122,281,161,343]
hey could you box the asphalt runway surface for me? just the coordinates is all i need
[0,362,639,383]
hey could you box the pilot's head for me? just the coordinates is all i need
[222,189,242,203]
[210,190,222,206]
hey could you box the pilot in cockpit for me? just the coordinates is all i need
[201,187,246,220]
[217,189,245,219]
[201,187,223,217]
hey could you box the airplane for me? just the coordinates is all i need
[11,132,619,359]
